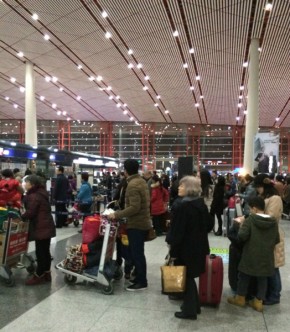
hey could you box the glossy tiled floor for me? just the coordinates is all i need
[1,216,290,332]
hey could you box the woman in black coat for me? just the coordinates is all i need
[22,175,56,285]
[167,176,210,320]
[210,175,226,235]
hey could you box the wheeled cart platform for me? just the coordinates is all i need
[0,212,35,286]
[56,217,122,294]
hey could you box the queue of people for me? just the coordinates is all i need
[0,162,287,320]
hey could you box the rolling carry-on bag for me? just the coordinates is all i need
[222,208,236,237]
[199,254,223,305]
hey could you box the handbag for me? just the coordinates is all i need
[160,264,186,293]
[145,227,157,242]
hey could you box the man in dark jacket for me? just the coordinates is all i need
[54,166,69,228]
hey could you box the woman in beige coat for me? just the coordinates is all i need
[254,174,284,305]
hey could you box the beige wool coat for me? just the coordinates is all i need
[265,195,285,267]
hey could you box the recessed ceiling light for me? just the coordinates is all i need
[123,103,127,107]
[258,47,262,52]
[200,95,204,99]
[265,3,273,11]
[195,103,199,107]
[156,95,161,99]
[57,111,61,115]
[62,111,67,116]
[123,110,128,115]
[165,110,169,114]
[5,96,9,100]
[40,96,45,101]
[128,63,134,69]
[10,77,16,83]
[19,86,25,93]
[43,34,50,40]
[144,76,150,80]
[107,86,112,91]
[238,103,242,107]
[154,103,159,107]
[52,103,57,109]
[275,117,280,121]
[96,75,103,81]
[67,117,71,121]
[45,76,51,82]
[32,13,39,20]
[116,103,121,108]
[236,116,240,121]
[183,63,188,68]
[196,75,200,80]
[143,86,148,90]
[190,86,194,90]
[128,49,133,55]
[102,11,108,18]
[137,63,143,69]
[59,87,63,92]
[173,30,179,37]
[189,48,194,54]
[116,95,120,99]
[240,85,244,90]
[130,116,134,121]
[239,95,243,99]
[77,64,82,70]
[109,96,113,100]
[13,104,18,108]
[76,96,81,101]
[243,62,248,67]
[17,51,24,57]
[52,76,58,82]
[105,31,112,38]
[244,110,248,114]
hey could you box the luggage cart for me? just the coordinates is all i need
[56,215,123,294]
[0,212,35,286]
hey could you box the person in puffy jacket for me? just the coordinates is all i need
[22,175,56,285]
[150,175,169,236]
[0,169,23,209]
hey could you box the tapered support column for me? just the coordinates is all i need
[243,38,259,174]
[25,62,37,146]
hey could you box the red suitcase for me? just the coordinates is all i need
[199,254,223,305]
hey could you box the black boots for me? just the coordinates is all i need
[214,228,222,236]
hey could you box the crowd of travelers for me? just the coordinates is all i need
[0,163,288,320]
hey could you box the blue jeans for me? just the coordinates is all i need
[266,268,282,301]
[127,229,147,285]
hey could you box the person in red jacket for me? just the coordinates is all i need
[22,175,56,285]
[0,169,23,209]
[150,175,169,236]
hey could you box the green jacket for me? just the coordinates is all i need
[114,174,151,230]
[238,213,280,277]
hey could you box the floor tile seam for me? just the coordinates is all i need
[108,302,178,313]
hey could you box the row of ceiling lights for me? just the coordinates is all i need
[3,1,276,124]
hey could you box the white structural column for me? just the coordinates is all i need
[243,38,259,174]
[25,61,37,146]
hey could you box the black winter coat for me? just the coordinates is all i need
[168,197,210,278]
[22,186,56,241]
[210,183,225,215]
[54,174,69,202]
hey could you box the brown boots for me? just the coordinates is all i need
[227,295,246,307]
[249,298,263,312]
[227,295,263,312]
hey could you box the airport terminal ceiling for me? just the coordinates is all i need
[0,0,289,128]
